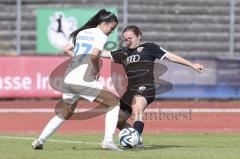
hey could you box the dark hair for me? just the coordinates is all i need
[69,9,118,46]
[122,25,142,37]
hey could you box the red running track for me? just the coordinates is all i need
[0,100,240,134]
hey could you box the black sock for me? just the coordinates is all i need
[133,121,144,135]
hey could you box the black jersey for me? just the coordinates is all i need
[111,43,167,87]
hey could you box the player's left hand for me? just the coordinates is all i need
[192,63,206,73]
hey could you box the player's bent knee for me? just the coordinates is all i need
[105,94,119,107]
[95,90,118,107]
[56,102,77,120]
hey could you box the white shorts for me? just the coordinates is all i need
[62,63,103,104]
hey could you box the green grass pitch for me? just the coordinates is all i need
[0,133,240,159]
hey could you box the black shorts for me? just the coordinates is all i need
[120,84,155,114]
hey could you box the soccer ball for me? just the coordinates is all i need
[118,127,140,148]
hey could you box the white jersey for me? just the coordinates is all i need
[69,27,108,56]
[63,28,107,103]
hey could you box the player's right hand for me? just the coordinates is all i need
[193,63,206,73]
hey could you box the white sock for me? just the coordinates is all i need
[38,115,65,144]
[103,105,120,142]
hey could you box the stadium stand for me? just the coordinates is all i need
[0,0,239,56]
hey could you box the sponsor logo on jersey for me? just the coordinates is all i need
[137,47,144,53]
[124,55,140,65]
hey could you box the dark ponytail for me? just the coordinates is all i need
[69,9,118,46]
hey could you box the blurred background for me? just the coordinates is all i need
[0,0,239,99]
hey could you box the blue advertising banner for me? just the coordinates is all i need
[157,57,240,99]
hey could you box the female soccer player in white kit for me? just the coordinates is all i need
[32,9,121,151]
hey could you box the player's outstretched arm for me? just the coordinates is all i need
[165,52,206,73]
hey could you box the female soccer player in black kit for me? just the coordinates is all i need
[101,25,206,147]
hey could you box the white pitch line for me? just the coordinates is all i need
[0,109,55,113]
[0,135,100,145]
[0,108,240,113]
[0,108,105,113]
[145,108,240,113]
